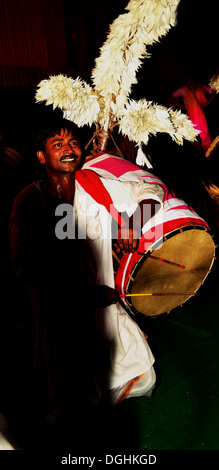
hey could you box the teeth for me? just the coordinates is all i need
[62,157,76,162]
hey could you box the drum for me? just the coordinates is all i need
[114,220,216,317]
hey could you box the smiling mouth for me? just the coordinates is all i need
[60,155,77,163]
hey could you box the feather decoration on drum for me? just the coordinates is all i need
[35,0,199,165]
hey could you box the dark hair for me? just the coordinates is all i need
[32,116,83,154]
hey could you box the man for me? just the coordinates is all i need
[9,116,164,413]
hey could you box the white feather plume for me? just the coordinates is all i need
[91,0,181,122]
[168,109,200,144]
[35,0,198,153]
[136,145,153,167]
[119,99,199,146]
[35,75,100,127]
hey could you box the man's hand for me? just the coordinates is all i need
[116,227,140,253]
[115,198,158,254]
[89,285,121,307]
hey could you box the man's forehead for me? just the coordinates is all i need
[49,129,79,141]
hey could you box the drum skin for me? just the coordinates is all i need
[114,225,216,317]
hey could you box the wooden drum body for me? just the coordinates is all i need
[114,210,216,317]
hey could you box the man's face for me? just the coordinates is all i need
[37,129,83,174]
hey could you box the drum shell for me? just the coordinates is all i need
[114,222,215,317]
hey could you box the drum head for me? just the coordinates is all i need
[126,227,215,317]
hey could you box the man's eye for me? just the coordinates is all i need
[70,141,79,146]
